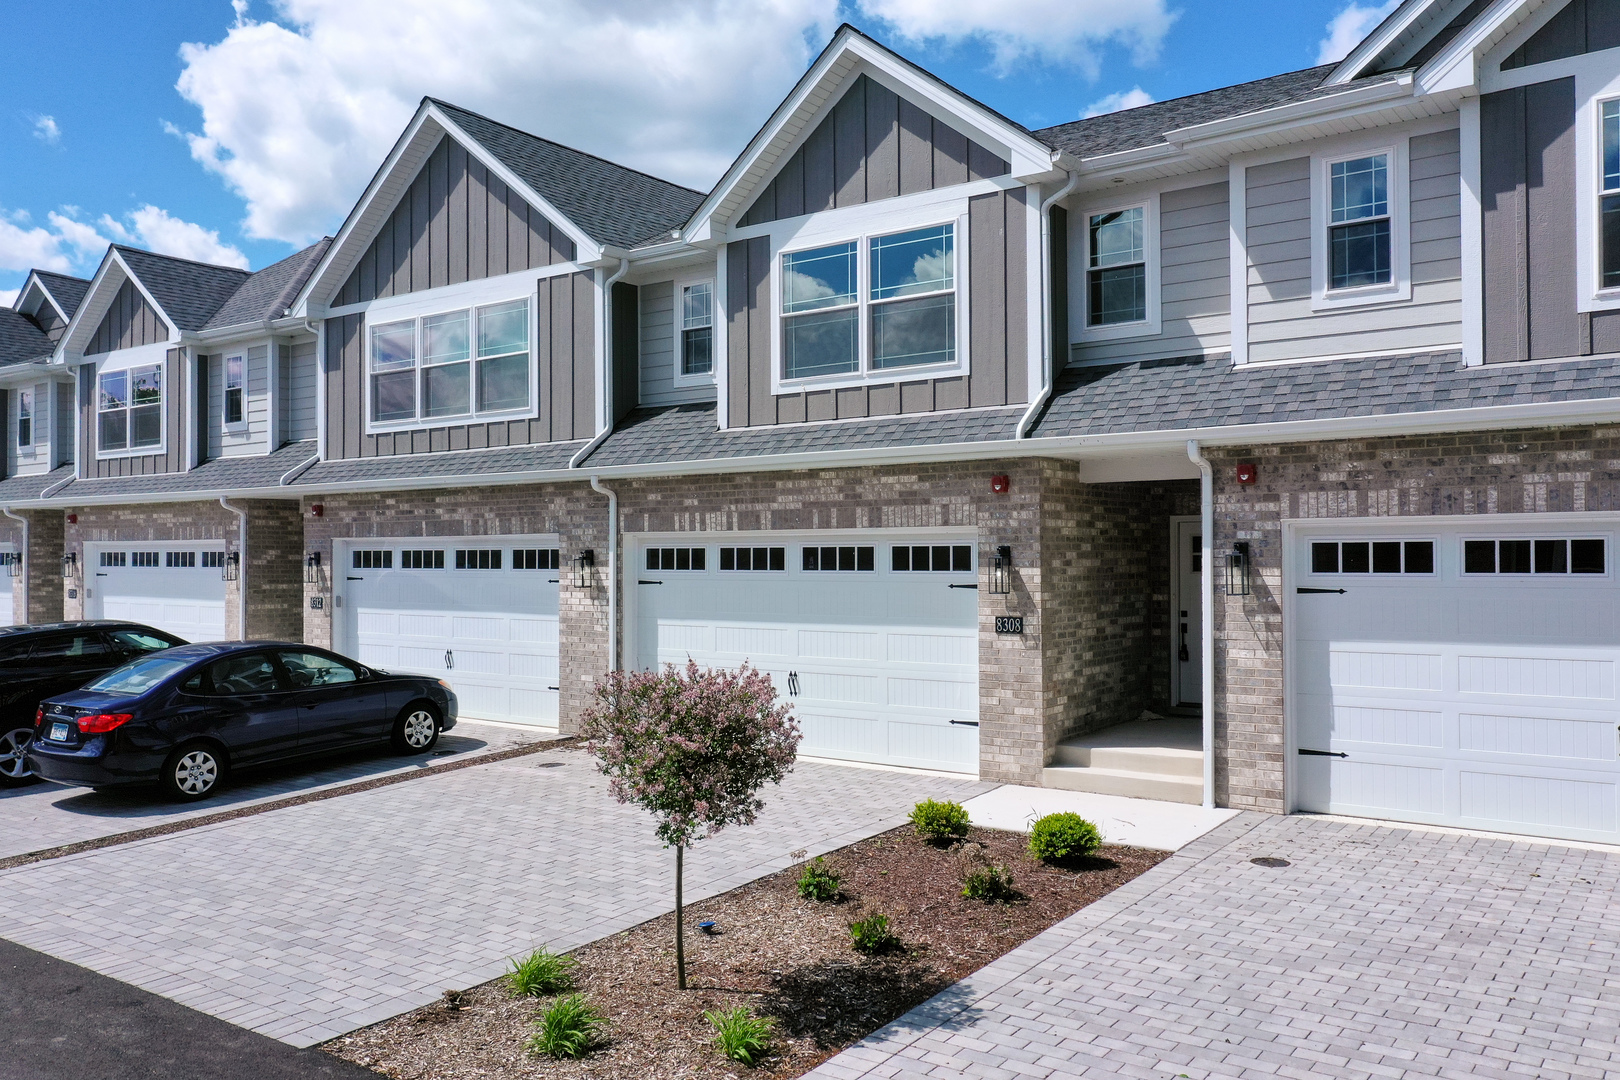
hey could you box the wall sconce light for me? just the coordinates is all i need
[1226,542,1251,596]
[305,551,322,584]
[989,545,1012,595]
[5,553,20,579]
[572,549,595,589]
[60,552,76,580]
[223,551,241,581]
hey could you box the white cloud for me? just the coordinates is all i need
[102,206,250,268]
[31,115,60,145]
[0,214,74,274]
[856,0,1175,75]
[0,288,19,309]
[1083,87,1155,118]
[0,204,248,284]
[1316,0,1399,65]
[173,0,842,245]
[47,212,111,260]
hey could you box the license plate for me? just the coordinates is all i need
[49,722,69,742]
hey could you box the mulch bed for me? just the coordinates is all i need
[326,825,1167,1079]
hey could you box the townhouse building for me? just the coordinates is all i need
[2,0,1618,847]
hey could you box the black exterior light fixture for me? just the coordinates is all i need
[305,551,322,584]
[4,552,19,579]
[60,552,76,579]
[572,549,595,589]
[223,551,241,581]
[1226,542,1251,596]
[989,545,1013,595]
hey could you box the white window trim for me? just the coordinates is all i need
[1574,62,1620,313]
[94,352,167,460]
[672,274,717,388]
[324,262,578,320]
[1074,194,1161,342]
[363,292,538,436]
[222,353,247,431]
[768,211,970,396]
[15,388,34,451]
[1310,138,1412,311]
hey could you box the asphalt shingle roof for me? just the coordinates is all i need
[202,239,332,331]
[42,441,316,501]
[431,100,707,249]
[0,466,72,502]
[294,440,582,487]
[32,271,91,319]
[0,308,54,368]
[114,247,252,333]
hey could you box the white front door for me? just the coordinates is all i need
[88,543,228,643]
[630,533,980,774]
[339,538,560,726]
[1291,518,1620,843]
[1174,518,1202,705]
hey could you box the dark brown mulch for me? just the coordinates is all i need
[325,826,1167,1079]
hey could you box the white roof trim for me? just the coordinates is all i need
[1415,0,1542,95]
[682,26,1057,242]
[1327,0,1441,85]
[291,100,603,315]
[16,272,69,324]
[59,249,181,360]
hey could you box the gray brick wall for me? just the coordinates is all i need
[2,511,64,625]
[241,500,304,641]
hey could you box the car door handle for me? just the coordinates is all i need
[1297,588,1346,594]
[1298,748,1347,757]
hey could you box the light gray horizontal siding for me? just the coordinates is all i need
[1246,129,1462,363]
[287,338,318,443]
[639,281,714,408]
[9,379,51,476]
[207,345,269,459]
[1071,180,1231,365]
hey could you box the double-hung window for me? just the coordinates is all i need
[369,298,530,426]
[779,223,956,383]
[1602,100,1620,290]
[680,282,713,380]
[16,389,31,448]
[98,365,162,452]
[1086,208,1146,325]
[1328,154,1392,290]
[224,355,244,425]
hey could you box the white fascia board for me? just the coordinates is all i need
[17,273,69,324]
[1415,0,1536,96]
[1325,0,1440,86]
[1166,75,1417,151]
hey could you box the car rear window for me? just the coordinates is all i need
[84,657,191,695]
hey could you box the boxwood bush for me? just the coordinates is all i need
[908,798,971,844]
[1027,812,1102,861]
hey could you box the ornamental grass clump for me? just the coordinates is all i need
[1028,811,1103,862]
[908,798,971,844]
[796,856,842,902]
[506,947,576,997]
[706,1006,775,1067]
[581,660,801,990]
[526,993,605,1059]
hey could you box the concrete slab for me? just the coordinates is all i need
[961,785,1238,851]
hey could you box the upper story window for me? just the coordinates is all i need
[224,355,244,425]
[779,223,956,384]
[680,282,713,380]
[1328,154,1391,290]
[16,389,31,448]
[1087,209,1146,325]
[1601,100,1620,290]
[98,365,162,453]
[369,298,530,427]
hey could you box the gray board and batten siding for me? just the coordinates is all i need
[1482,78,1620,362]
[334,134,577,307]
[87,280,170,355]
[32,304,67,345]
[77,350,186,477]
[725,187,1030,428]
[1242,127,1462,364]
[1501,0,1620,71]
[323,271,595,459]
[737,74,1009,227]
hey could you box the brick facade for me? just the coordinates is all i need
[4,510,64,625]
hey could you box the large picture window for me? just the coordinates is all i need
[1087,207,1146,325]
[369,298,530,426]
[1328,153,1391,290]
[1602,100,1620,290]
[98,365,162,452]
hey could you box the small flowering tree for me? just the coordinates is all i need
[581,660,800,989]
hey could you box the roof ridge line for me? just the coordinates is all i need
[1033,63,1336,137]
[113,244,254,276]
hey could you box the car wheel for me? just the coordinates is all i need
[391,704,441,754]
[0,726,38,787]
[161,743,226,801]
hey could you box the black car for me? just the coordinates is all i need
[26,641,458,801]
[0,621,189,787]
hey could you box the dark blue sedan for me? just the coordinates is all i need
[27,642,458,800]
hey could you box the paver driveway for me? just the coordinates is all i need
[0,750,988,1046]
[809,812,1620,1080]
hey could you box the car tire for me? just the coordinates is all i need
[391,703,441,754]
[0,725,38,787]
[161,742,227,802]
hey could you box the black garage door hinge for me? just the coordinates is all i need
[1298,748,1347,758]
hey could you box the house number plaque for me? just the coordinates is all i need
[994,616,1024,635]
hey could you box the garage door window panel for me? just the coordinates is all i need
[803,546,874,572]
[1310,540,1434,574]
[647,547,706,571]
[513,549,560,570]
[455,549,502,570]
[719,546,785,572]
[1464,539,1606,576]
[892,544,973,572]
[353,550,393,570]
[401,550,444,570]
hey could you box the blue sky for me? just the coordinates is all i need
[0,0,1395,304]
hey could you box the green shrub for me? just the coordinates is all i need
[908,799,971,844]
[796,857,842,902]
[1028,812,1103,861]
[849,913,901,955]
[506,947,577,997]
[526,993,605,1059]
[962,864,1018,903]
[706,1006,775,1067]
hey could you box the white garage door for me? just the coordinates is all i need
[1292,519,1620,843]
[88,543,227,643]
[340,538,560,726]
[631,533,980,774]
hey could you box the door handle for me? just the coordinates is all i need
[638,579,663,585]
[947,583,977,590]
[787,671,799,696]
[1178,623,1190,663]
[445,650,454,670]
[1297,588,1346,595]
[1298,748,1347,758]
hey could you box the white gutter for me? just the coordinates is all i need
[2,507,27,622]
[589,475,619,672]
[1017,172,1081,439]
[219,496,248,641]
[1186,440,1215,811]
[570,259,632,469]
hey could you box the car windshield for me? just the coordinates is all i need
[83,657,192,696]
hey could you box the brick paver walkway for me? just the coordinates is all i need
[808,813,1620,1079]
[0,751,987,1046]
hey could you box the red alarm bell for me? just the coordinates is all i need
[990,475,1010,494]
[1235,463,1258,484]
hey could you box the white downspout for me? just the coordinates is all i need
[569,259,633,469]
[2,507,27,623]
[219,496,248,641]
[1187,440,1215,810]
[1016,171,1081,439]
[588,475,618,672]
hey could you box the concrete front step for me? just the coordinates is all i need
[1041,765,1204,805]
[1049,742,1204,778]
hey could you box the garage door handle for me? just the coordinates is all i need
[445,650,454,670]
[95,572,108,577]
[548,686,559,691]
[548,578,559,583]
[1297,588,1346,594]
[639,579,663,585]
[1298,748,1347,757]
[949,720,980,727]
[947,583,978,590]
[347,576,365,581]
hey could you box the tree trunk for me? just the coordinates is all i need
[675,843,686,990]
